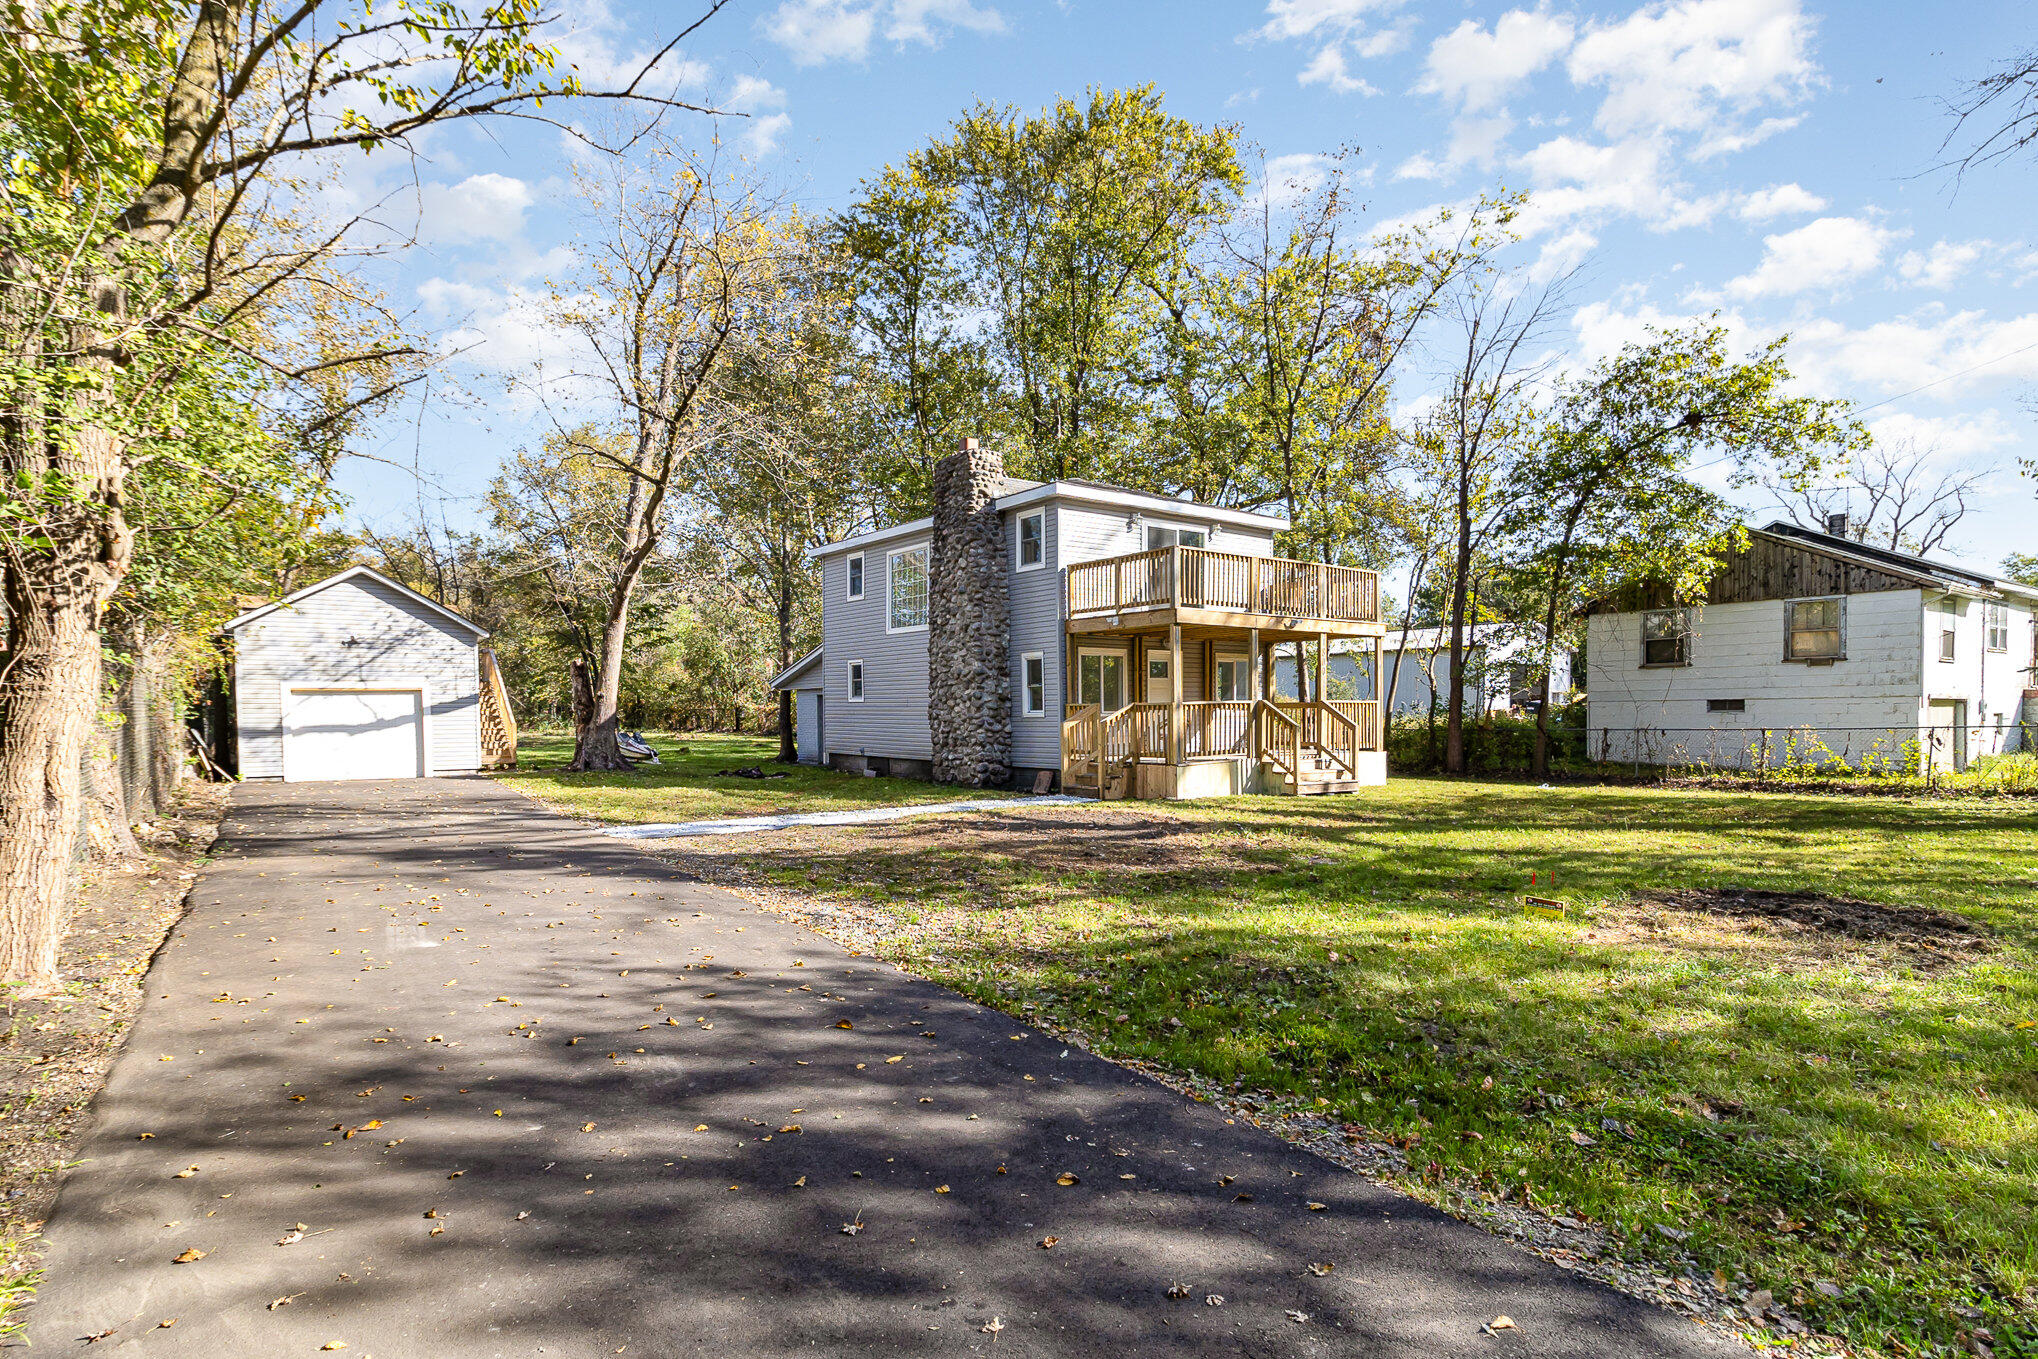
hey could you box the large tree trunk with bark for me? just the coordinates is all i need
[0,580,113,991]
[571,586,634,772]
[776,688,795,763]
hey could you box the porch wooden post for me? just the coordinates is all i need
[1167,622,1183,766]
[1248,627,1263,761]
[1372,634,1383,746]
[1316,631,1330,705]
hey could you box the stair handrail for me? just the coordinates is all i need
[1312,699,1361,779]
[1252,698,1301,782]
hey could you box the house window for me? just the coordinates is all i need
[1784,596,1844,661]
[1215,658,1248,701]
[1640,608,1691,667]
[1077,652,1126,712]
[847,659,865,702]
[1707,698,1746,713]
[887,547,928,632]
[1016,512,1045,571]
[1021,653,1045,716]
[846,553,864,601]
[1145,525,1207,550]
[1986,602,2009,652]
[1940,628,1957,663]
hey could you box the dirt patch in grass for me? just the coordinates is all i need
[1633,886,1992,969]
[0,782,228,1338]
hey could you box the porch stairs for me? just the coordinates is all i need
[1060,698,1377,800]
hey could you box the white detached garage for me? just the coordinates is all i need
[225,567,490,782]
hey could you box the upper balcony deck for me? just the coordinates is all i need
[1064,545,1382,637]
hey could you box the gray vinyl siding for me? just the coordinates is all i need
[232,576,481,779]
[1008,507,1064,768]
[819,534,934,761]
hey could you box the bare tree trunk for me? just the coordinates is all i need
[1444,518,1474,775]
[776,688,796,763]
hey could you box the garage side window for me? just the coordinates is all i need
[888,547,929,632]
[1640,608,1691,667]
[847,659,865,701]
[1784,596,1844,661]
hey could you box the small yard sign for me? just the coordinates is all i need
[1523,896,1568,920]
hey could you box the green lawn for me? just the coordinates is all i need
[496,731,1016,824]
[581,774,2035,1358]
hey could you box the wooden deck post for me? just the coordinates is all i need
[1315,631,1329,704]
[1372,635,1383,746]
[1248,627,1263,763]
[1166,622,1183,768]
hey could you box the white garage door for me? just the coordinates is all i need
[284,688,424,782]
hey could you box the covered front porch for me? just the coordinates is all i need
[1057,546,1388,799]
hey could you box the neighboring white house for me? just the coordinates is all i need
[224,566,492,782]
[1271,624,1576,715]
[1586,519,2038,772]
[777,444,1393,798]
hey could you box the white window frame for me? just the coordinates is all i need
[1016,511,1046,573]
[1783,595,1846,663]
[1143,521,1208,551]
[846,552,864,602]
[1986,601,2009,652]
[1214,656,1248,702]
[886,546,929,634]
[1940,628,1957,663]
[1021,652,1045,716]
[847,659,865,702]
[1640,607,1692,668]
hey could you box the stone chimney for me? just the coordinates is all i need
[927,437,1012,788]
[1824,511,1853,540]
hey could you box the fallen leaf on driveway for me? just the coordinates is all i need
[173,1166,199,1178]
[1307,1262,1333,1276]
[1055,1173,1079,1186]
[841,1220,864,1236]
[1286,1311,1310,1324]
[1306,1201,1326,1211]
[835,1020,853,1029]
[981,1317,1004,1334]
[1490,1316,1516,1330]
[277,1229,304,1246]
[321,1343,348,1351]
[171,1248,205,1263]
[1166,1284,1191,1299]
[1038,1236,1059,1249]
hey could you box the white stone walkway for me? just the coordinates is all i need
[602,793,1087,840]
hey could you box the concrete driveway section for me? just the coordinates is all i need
[29,778,1737,1357]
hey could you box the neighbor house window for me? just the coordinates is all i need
[1940,628,1957,662]
[887,546,928,632]
[846,552,864,601]
[1215,657,1248,701]
[1640,608,1691,667]
[1707,698,1746,713]
[1986,602,2009,652]
[1145,524,1207,550]
[1021,653,1045,715]
[1784,596,1844,661]
[1017,511,1045,571]
[847,660,865,702]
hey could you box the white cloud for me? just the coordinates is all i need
[1864,410,2017,460]
[1511,135,1685,237]
[1790,306,2038,398]
[1719,216,1899,300]
[1532,227,1599,281]
[1298,44,1381,96]
[745,112,794,156]
[1737,182,1825,221]
[416,174,533,245]
[762,0,1004,65]
[762,0,877,64]
[1417,9,1575,113]
[1254,0,1397,41]
[1394,151,1446,182]
[1897,240,1988,290]
[1568,0,1817,139]
[727,74,787,110]
[1693,113,1800,159]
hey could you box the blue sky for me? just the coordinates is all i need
[338,0,2037,576]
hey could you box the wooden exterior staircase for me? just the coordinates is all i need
[478,648,519,770]
[1061,698,1379,799]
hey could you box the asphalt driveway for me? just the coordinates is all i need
[28,777,1738,1357]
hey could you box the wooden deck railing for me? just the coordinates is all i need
[1180,700,1252,758]
[1065,546,1379,624]
[1253,699,1302,782]
[478,648,519,769]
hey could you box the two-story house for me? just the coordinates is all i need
[1585,517,2038,772]
[771,440,1390,798]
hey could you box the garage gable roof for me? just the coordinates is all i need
[224,566,490,640]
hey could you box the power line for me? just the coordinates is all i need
[1851,337,2038,413]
